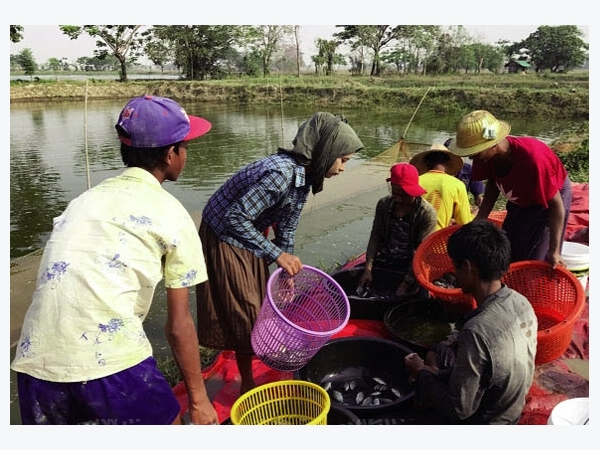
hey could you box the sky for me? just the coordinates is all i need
[9,24,590,65]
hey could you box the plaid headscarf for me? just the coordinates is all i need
[279,112,364,194]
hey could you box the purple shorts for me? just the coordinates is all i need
[17,357,181,425]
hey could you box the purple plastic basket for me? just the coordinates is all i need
[251,265,350,372]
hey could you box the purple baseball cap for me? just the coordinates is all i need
[115,95,212,148]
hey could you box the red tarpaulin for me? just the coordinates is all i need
[174,304,588,425]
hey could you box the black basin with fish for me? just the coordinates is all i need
[294,336,414,416]
[330,266,406,320]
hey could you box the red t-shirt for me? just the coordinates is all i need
[472,136,567,208]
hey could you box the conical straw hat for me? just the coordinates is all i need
[410,143,464,176]
[448,110,511,157]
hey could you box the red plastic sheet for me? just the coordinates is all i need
[174,304,588,425]
[565,183,589,244]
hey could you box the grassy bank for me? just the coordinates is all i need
[10,72,589,119]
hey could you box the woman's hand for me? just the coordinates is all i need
[276,252,303,276]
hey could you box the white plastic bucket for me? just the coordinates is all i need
[561,241,589,291]
[547,397,589,425]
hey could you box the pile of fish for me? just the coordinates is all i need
[322,376,405,407]
[433,271,459,289]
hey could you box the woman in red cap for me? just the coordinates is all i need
[358,163,437,297]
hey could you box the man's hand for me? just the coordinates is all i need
[404,352,425,383]
[187,397,219,425]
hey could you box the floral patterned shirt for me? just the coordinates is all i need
[11,167,207,382]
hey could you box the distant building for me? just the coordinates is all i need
[505,60,531,74]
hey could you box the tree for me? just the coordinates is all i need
[59,25,145,81]
[10,25,24,43]
[334,25,401,76]
[381,47,409,73]
[248,25,289,77]
[271,43,304,74]
[512,25,588,73]
[403,25,443,75]
[242,49,262,76]
[17,48,37,79]
[145,25,249,80]
[480,45,505,74]
[144,39,173,73]
[467,42,501,73]
[292,26,301,77]
[46,58,62,71]
[315,38,344,75]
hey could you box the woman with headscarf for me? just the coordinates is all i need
[196,112,364,395]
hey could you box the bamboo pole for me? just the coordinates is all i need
[398,87,432,161]
[84,79,91,190]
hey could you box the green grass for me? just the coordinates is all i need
[156,346,221,387]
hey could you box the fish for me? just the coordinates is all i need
[323,381,332,391]
[391,388,402,398]
[331,390,344,403]
[373,377,386,385]
[355,391,365,404]
[362,396,373,406]
[348,380,356,390]
[373,398,380,406]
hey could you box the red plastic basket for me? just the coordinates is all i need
[412,225,477,314]
[251,266,350,372]
[487,210,507,228]
[502,260,586,365]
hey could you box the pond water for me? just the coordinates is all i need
[8,99,583,424]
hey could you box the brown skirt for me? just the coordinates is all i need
[196,220,270,354]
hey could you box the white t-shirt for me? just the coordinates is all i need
[11,167,207,382]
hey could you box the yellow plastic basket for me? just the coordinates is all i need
[230,380,330,425]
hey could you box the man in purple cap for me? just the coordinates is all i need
[358,163,437,297]
[11,95,219,425]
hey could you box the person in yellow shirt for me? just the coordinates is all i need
[410,143,473,230]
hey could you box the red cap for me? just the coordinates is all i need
[386,163,427,197]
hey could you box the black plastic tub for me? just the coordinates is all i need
[383,299,462,351]
[327,404,362,425]
[330,266,403,321]
[295,336,415,417]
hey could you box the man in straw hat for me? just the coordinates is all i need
[410,143,473,230]
[448,110,571,268]
[358,163,437,298]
